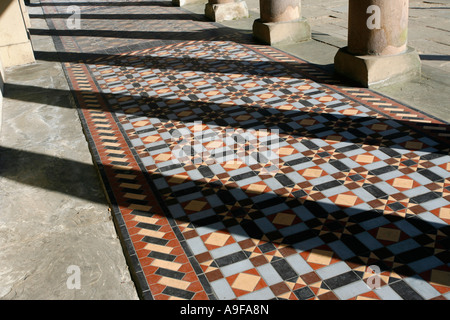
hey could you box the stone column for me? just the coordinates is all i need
[205,0,249,22]
[253,0,310,45]
[0,0,35,68]
[334,0,420,87]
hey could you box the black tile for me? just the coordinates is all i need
[291,189,308,198]
[132,210,155,218]
[401,159,416,167]
[188,256,204,275]
[384,131,409,141]
[363,185,388,199]
[147,251,177,261]
[215,251,247,267]
[368,165,396,176]
[435,250,450,264]
[136,222,161,231]
[417,169,444,182]
[397,247,434,264]
[198,273,214,296]
[230,171,257,181]
[349,174,364,181]
[159,163,184,172]
[313,180,342,191]
[319,232,340,243]
[191,215,222,228]
[285,157,312,166]
[264,230,283,241]
[162,286,195,300]
[283,229,318,245]
[388,202,406,211]
[412,234,435,246]
[275,174,295,187]
[349,210,383,223]
[271,259,297,280]
[198,165,215,178]
[371,247,395,260]
[301,140,319,150]
[241,220,264,239]
[389,281,424,300]
[410,192,440,204]
[405,216,435,233]
[304,201,330,217]
[293,286,315,300]
[379,147,402,158]
[155,267,185,280]
[122,187,144,194]
[335,144,360,154]
[420,153,444,161]
[323,220,344,232]
[323,271,360,290]
[180,240,194,257]
[216,189,236,205]
[258,242,277,253]
[329,159,351,172]
[142,235,169,246]
[340,234,369,256]
[146,143,168,152]
[254,196,285,210]
[126,198,149,206]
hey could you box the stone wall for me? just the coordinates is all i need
[0,0,35,68]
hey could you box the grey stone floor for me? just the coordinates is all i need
[0,0,448,300]
[0,3,139,299]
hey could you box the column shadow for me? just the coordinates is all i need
[1,145,449,296]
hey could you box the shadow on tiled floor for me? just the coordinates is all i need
[7,0,448,300]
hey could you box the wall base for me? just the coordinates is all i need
[0,41,35,68]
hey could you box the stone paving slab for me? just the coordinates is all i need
[0,0,139,300]
[4,0,449,300]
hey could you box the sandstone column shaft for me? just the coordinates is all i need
[253,0,310,45]
[0,0,35,67]
[259,0,301,23]
[348,0,409,56]
[334,0,420,88]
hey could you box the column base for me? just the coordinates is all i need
[252,18,311,46]
[334,46,421,88]
[0,40,35,68]
[172,0,206,7]
[205,1,249,22]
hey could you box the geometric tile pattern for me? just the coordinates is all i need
[40,0,450,300]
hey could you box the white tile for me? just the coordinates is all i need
[334,280,371,300]
[315,261,351,280]
[375,285,402,300]
[238,287,275,300]
[210,278,236,300]
[404,275,441,300]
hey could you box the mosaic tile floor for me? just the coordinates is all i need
[37,0,449,300]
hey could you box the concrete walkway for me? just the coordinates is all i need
[0,1,138,299]
[0,0,449,300]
